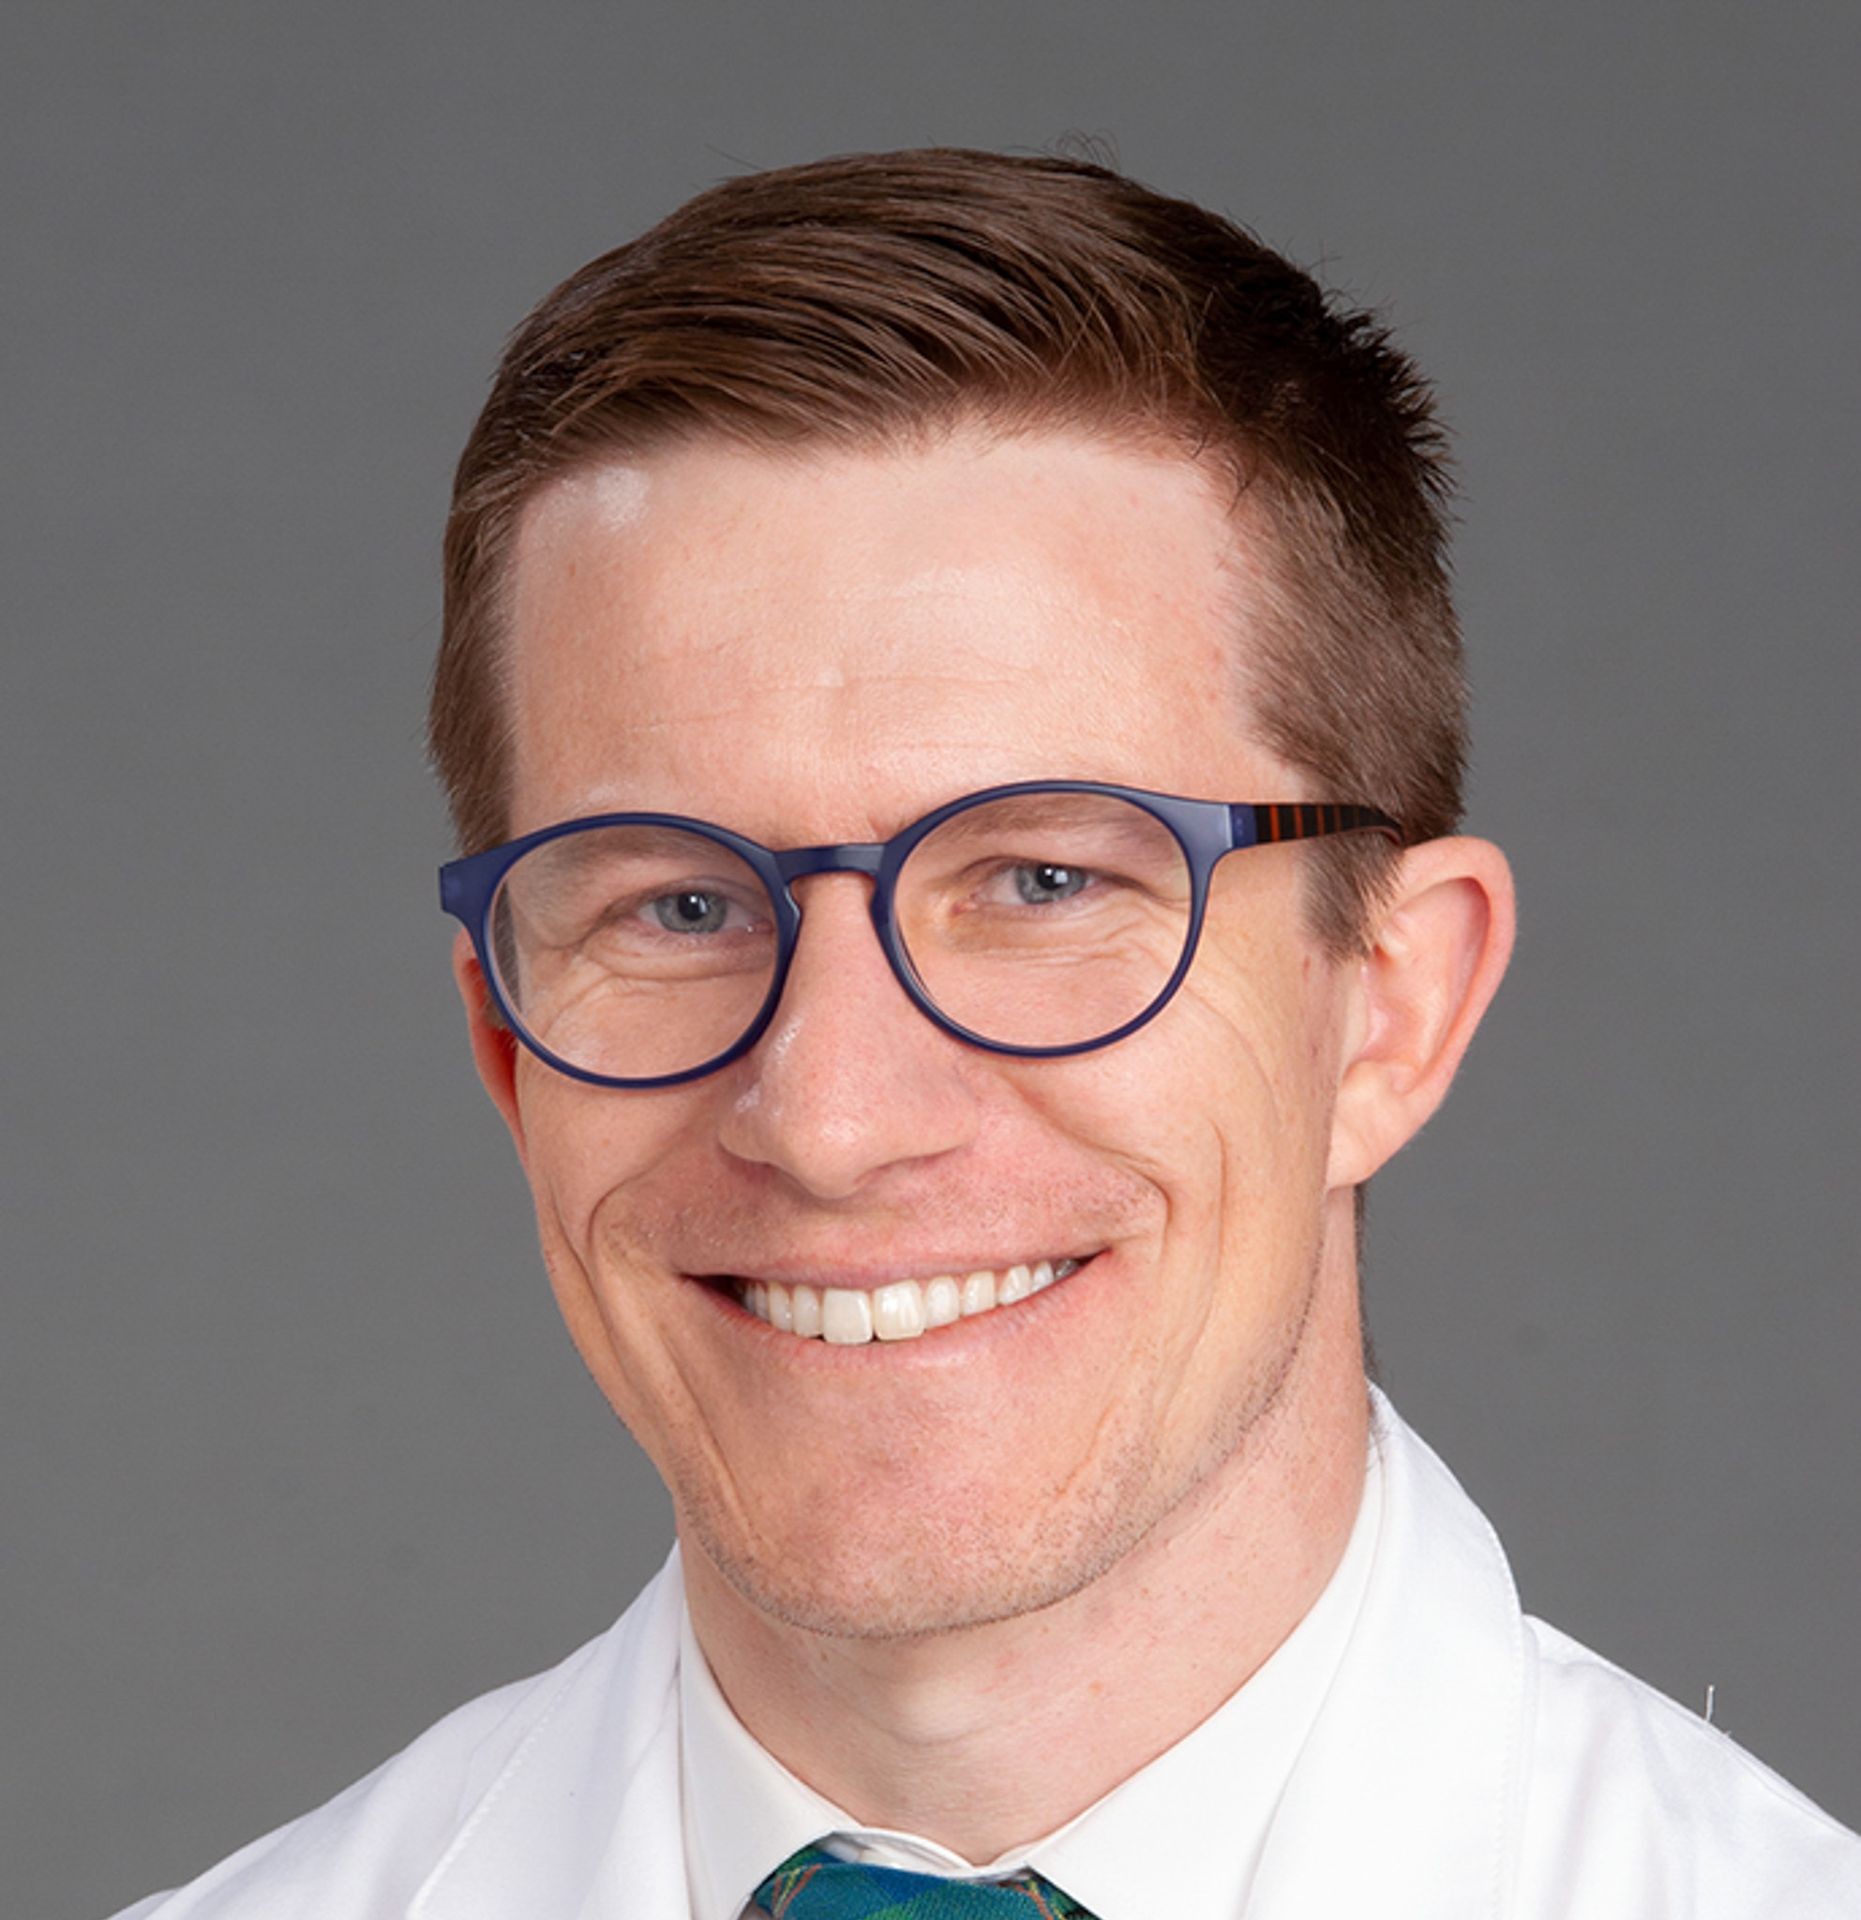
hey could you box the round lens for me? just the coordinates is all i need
[488,824,779,1081]
[895,791,1193,1050]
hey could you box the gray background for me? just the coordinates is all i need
[5,4,1856,1914]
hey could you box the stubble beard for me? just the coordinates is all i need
[670,1248,1324,1644]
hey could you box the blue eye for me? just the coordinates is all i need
[651,890,730,934]
[1013,863,1092,905]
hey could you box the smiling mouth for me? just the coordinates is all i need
[724,1256,1092,1346]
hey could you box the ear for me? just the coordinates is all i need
[1326,836,1516,1190]
[452,928,528,1163]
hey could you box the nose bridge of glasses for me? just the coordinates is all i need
[770,842,900,965]
[773,841,888,886]
[767,842,908,1013]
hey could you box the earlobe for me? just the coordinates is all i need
[1326,836,1516,1190]
[451,929,527,1158]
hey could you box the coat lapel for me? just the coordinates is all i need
[409,1550,692,1920]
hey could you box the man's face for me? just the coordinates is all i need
[474,427,1363,1638]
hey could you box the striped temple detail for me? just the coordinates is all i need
[1253,802,1402,845]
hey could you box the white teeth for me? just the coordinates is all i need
[821,1288,875,1344]
[739,1258,1086,1345]
[924,1275,962,1328]
[872,1280,926,1341]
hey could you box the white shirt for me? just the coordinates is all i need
[679,1438,1382,1920]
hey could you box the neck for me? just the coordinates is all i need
[681,1237,1370,1864]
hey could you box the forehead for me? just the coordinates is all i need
[502,428,1291,837]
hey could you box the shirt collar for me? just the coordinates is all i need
[680,1431,1383,1920]
[1028,1432,1383,1919]
[680,1603,847,1920]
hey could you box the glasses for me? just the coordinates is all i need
[439,780,1402,1089]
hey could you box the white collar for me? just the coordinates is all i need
[679,1425,1384,1920]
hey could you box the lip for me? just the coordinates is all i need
[685,1251,1102,1295]
[687,1249,1114,1365]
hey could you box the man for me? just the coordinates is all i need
[114,148,1860,1918]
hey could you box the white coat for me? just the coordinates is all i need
[112,1397,1861,1918]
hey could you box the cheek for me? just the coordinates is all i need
[513,1064,701,1258]
[1048,940,1342,1247]
[1189,912,1345,1121]
[1012,1011,1271,1246]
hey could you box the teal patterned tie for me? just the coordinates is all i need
[752,1843,1096,1918]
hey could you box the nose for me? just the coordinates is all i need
[713,874,982,1200]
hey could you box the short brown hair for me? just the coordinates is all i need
[431,147,1466,952]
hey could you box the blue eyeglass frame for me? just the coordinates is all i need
[438,779,1403,1090]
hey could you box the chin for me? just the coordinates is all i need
[702,1533,1130,1643]
[677,1453,1170,1642]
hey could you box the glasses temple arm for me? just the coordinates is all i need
[1230,802,1405,849]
